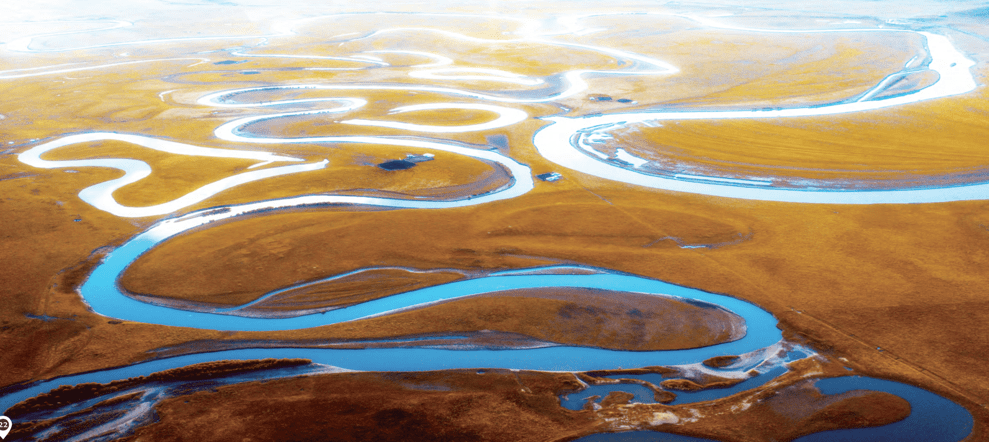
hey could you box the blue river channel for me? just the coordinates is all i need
[568,376,974,442]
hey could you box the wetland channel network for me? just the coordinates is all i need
[4,12,981,441]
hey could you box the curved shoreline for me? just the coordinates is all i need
[3,11,982,440]
[794,377,974,442]
[533,30,981,204]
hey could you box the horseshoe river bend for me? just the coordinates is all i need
[1,1,987,441]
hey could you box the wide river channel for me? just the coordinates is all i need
[4,12,982,441]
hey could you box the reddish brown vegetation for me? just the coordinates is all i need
[6,359,310,417]
[703,355,740,368]
[124,370,594,442]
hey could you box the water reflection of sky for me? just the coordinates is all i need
[1,2,983,441]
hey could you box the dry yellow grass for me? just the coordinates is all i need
[2,8,988,440]
[601,87,989,184]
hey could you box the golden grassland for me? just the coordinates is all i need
[175,268,467,309]
[2,10,989,440]
[549,22,922,113]
[0,16,918,129]
[603,87,989,184]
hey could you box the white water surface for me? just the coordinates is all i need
[533,31,980,204]
[17,133,320,218]
[1,12,981,439]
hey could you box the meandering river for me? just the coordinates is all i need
[5,12,981,440]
